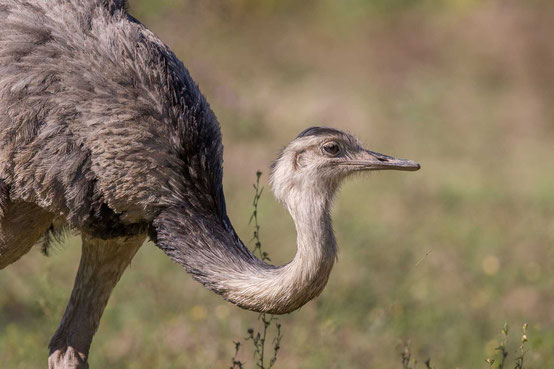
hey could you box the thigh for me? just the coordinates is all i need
[0,198,54,269]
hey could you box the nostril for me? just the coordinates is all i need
[377,157,388,162]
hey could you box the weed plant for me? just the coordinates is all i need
[400,323,529,369]
[485,323,528,369]
[230,172,283,369]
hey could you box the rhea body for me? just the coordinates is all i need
[0,0,420,368]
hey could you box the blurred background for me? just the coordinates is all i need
[2,0,554,368]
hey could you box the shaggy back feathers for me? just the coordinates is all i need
[0,0,225,235]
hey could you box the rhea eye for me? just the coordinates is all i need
[322,143,340,156]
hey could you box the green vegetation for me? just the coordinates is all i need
[2,0,554,368]
[400,323,530,369]
[230,172,283,369]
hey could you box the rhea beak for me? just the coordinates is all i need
[347,149,421,171]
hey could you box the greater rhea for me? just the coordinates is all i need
[0,1,420,368]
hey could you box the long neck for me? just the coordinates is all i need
[152,192,337,314]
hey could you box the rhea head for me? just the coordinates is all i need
[270,127,420,211]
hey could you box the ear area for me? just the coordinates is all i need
[294,150,307,170]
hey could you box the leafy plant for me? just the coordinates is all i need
[486,323,529,369]
[399,323,530,369]
[230,171,283,369]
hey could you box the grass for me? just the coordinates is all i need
[2,0,554,368]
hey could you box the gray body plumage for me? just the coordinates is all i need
[0,0,223,231]
[0,1,420,368]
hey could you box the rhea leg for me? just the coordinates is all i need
[0,180,55,269]
[48,233,146,369]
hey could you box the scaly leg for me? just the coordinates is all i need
[48,233,146,369]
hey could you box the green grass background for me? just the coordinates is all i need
[2,0,554,368]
